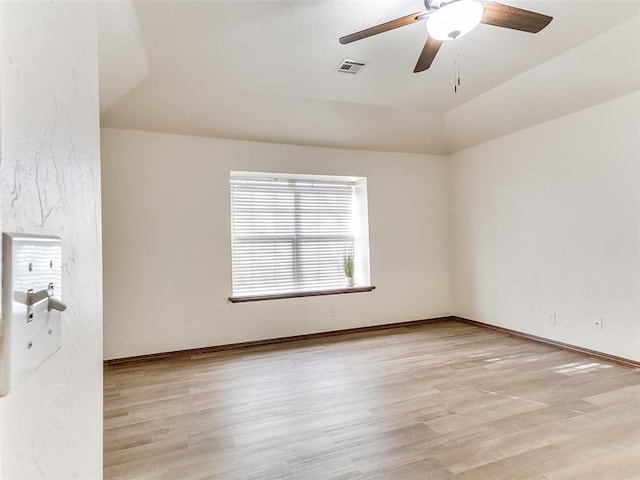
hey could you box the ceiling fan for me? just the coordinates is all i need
[339,0,553,73]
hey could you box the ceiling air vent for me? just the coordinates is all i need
[336,59,367,75]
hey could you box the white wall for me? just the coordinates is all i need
[451,91,640,362]
[101,128,453,360]
[0,2,103,478]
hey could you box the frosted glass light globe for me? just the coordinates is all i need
[427,0,484,41]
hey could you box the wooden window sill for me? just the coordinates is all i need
[229,286,375,303]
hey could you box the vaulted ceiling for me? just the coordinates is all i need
[98,1,640,154]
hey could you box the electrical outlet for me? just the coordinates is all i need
[330,308,336,317]
[593,316,603,330]
[548,312,557,325]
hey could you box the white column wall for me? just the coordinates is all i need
[0,2,103,477]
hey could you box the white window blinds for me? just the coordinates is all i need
[230,175,355,297]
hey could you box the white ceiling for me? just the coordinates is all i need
[99,0,640,154]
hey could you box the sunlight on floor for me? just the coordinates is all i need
[552,362,614,375]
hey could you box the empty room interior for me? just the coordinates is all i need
[1,0,639,478]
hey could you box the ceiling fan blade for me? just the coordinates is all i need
[414,36,443,72]
[480,2,552,33]
[339,11,428,44]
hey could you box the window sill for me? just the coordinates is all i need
[229,285,376,303]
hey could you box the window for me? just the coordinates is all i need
[229,172,371,300]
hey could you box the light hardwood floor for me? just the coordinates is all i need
[104,321,640,479]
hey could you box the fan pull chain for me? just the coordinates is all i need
[454,54,461,93]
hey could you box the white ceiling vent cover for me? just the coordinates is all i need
[336,59,367,74]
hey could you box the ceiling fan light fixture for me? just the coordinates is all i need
[426,0,484,41]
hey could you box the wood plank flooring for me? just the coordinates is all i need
[104,321,640,479]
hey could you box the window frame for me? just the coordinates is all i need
[228,171,373,302]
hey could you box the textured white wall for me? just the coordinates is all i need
[451,91,640,361]
[0,2,103,478]
[101,128,453,360]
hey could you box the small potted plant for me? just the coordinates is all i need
[343,252,354,287]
